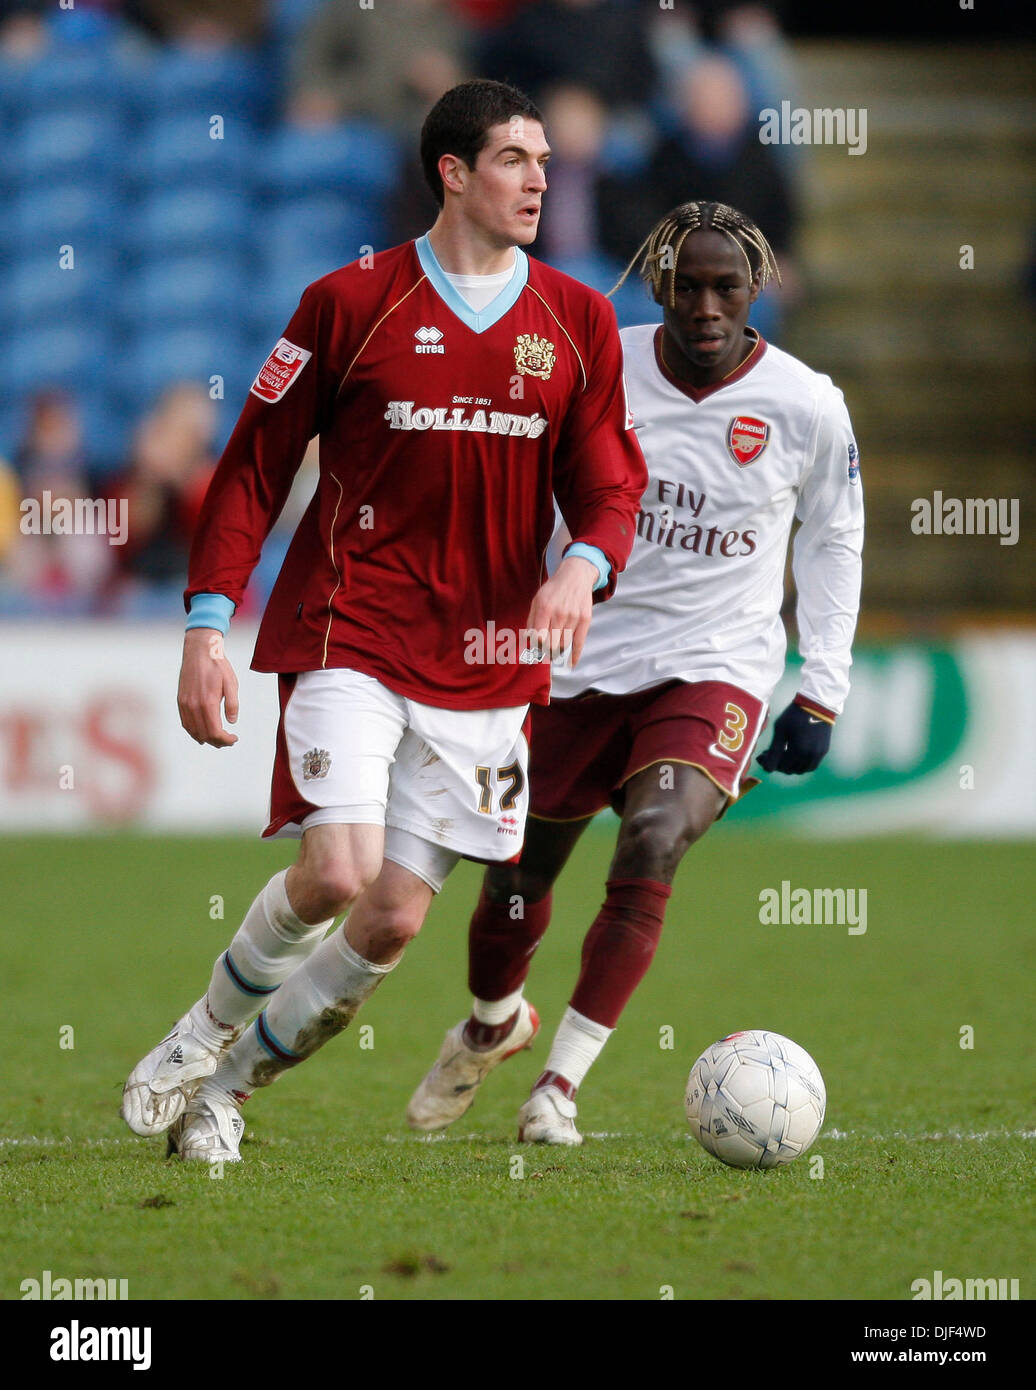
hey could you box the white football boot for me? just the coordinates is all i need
[121,1009,232,1137]
[166,1082,245,1164]
[407,999,540,1131]
[517,1086,583,1145]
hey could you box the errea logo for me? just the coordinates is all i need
[415,326,445,354]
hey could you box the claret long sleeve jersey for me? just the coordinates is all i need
[185,236,647,710]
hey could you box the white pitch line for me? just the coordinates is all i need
[821,1128,1036,1142]
[3,1128,1032,1150]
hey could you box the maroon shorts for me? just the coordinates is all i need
[530,679,767,821]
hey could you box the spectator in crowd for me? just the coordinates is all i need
[126,0,267,46]
[287,0,468,138]
[0,455,20,569]
[534,83,609,266]
[2,393,114,615]
[448,0,529,29]
[476,0,656,112]
[0,2,49,59]
[12,391,90,491]
[599,54,799,337]
[643,0,802,177]
[105,384,217,614]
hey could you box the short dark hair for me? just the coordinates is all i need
[420,79,543,207]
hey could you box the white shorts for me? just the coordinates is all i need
[264,669,530,893]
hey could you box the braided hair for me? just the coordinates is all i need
[612,201,781,307]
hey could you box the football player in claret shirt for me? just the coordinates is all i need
[120,80,647,1162]
[408,201,864,1144]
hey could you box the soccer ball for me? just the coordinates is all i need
[684,1030,826,1169]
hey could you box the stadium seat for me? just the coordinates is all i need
[114,327,251,413]
[248,258,352,340]
[7,324,104,397]
[79,394,134,477]
[138,47,266,126]
[21,41,125,117]
[11,183,122,256]
[546,253,660,330]
[12,111,123,183]
[268,0,328,42]
[120,256,249,329]
[127,188,253,259]
[0,55,29,147]
[263,122,401,201]
[261,198,379,272]
[129,114,256,191]
[4,251,117,323]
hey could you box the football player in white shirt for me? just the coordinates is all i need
[407,200,864,1144]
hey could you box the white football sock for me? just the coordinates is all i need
[202,870,334,1034]
[213,925,395,1096]
[471,987,525,1026]
[542,1007,613,1091]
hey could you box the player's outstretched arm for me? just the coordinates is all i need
[177,629,240,747]
[526,554,597,665]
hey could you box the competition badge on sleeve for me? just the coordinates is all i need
[726,415,770,467]
[251,338,313,403]
[847,440,861,484]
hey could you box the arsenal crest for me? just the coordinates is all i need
[301,748,331,780]
[726,415,770,467]
[514,333,556,380]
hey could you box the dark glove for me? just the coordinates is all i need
[757,698,834,775]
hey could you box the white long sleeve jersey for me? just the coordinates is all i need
[549,324,864,713]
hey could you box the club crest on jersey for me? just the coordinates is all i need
[726,415,770,467]
[514,333,556,380]
[250,338,312,403]
[301,748,331,780]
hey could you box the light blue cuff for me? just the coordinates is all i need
[563,542,610,592]
[186,593,236,635]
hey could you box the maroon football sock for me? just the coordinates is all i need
[467,886,554,1002]
[569,878,671,1029]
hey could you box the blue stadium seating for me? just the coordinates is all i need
[136,47,267,125]
[263,122,401,201]
[130,114,257,190]
[12,111,124,183]
[121,256,249,329]
[3,251,117,324]
[127,188,253,259]
[8,324,102,397]
[113,328,251,414]
[21,42,128,117]
[248,257,352,341]
[268,0,328,41]
[11,184,123,257]
[261,198,379,273]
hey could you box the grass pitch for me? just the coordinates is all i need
[1,830,1033,1302]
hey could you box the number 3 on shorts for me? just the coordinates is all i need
[718,702,748,754]
[474,761,526,814]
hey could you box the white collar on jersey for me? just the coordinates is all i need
[415,233,529,334]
